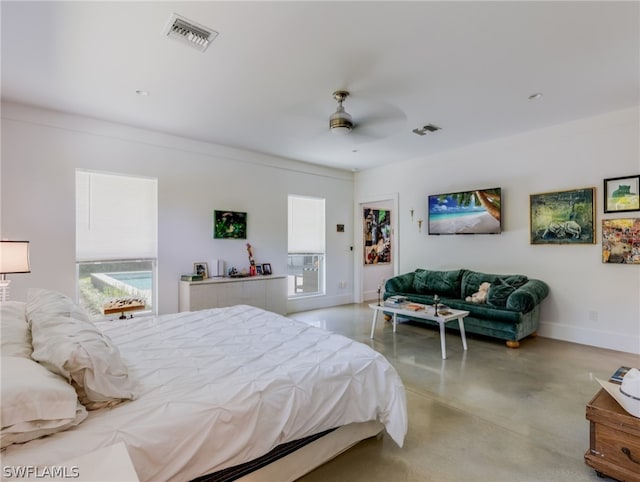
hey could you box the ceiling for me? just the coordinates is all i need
[2,1,639,172]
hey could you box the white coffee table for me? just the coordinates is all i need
[369,302,469,359]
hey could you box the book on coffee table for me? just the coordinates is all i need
[405,303,425,311]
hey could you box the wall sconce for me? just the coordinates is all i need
[417,219,423,233]
[0,240,31,302]
[410,208,414,221]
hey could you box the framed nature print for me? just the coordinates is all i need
[602,218,640,264]
[194,262,209,279]
[603,175,639,213]
[214,210,247,239]
[529,187,595,245]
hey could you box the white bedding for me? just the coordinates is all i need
[2,305,407,482]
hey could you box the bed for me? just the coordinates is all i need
[1,290,407,481]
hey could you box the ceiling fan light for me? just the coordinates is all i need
[330,107,353,134]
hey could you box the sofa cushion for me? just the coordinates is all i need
[385,271,416,294]
[413,269,463,297]
[506,280,548,313]
[487,278,517,307]
[461,270,527,299]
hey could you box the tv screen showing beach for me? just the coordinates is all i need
[428,188,502,235]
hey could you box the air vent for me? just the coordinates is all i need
[163,13,218,52]
[412,124,442,136]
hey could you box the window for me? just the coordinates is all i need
[288,195,325,298]
[76,170,158,319]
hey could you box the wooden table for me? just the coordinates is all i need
[585,388,640,481]
[369,302,469,359]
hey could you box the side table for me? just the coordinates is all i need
[585,388,640,481]
[17,442,139,481]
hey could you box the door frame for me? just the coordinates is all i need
[354,193,399,303]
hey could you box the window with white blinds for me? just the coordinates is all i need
[288,195,325,254]
[75,170,157,318]
[76,170,157,261]
[287,195,325,298]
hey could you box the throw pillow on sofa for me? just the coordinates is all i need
[487,278,517,307]
[413,269,463,297]
[461,270,528,299]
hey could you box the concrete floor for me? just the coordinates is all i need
[289,302,639,482]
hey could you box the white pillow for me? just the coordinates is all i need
[0,301,32,358]
[26,289,138,409]
[1,357,87,448]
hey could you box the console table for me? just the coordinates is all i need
[179,275,287,314]
[585,388,640,481]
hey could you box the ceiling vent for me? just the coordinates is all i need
[412,124,442,136]
[163,13,218,52]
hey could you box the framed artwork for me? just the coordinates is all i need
[255,265,263,275]
[363,208,391,264]
[530,187,595,245]
[194,262,209,279]
[604,175,640,213]
[262,263,272,275]
[214,210,247,239]
[602,218,640,264]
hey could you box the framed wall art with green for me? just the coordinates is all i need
[529,187,595,245]
[214,210,247,239]
[603,175,639,213]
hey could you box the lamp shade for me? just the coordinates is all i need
[0,241,30,274]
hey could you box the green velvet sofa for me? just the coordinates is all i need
[383,268,549,348]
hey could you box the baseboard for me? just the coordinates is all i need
[286,293,353,314]
[539,321,640,354]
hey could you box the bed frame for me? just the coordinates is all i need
[194,421,384,482]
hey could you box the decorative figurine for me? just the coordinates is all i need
[433,294,439,315]
[246,243,257,276]
[377,285,382,306]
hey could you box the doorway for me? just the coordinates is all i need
[356,194,399,302]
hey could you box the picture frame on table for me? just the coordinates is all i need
[603,175,640,213]
[262,263,272,275]
[529,187,595,245]
[194,262,209,279]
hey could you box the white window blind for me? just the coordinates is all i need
[288,195,325,254]
[76,170,158,261]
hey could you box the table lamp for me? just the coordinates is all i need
[0,240,30,302]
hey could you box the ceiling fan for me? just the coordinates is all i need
[329,91,353,135]
[286,89,407,146]
[323,89,407,142]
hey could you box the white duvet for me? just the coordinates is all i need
[3,305,407,482]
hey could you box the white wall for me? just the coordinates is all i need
[0,102,354,314]
[3,102,638,353]
[354,107,640,354]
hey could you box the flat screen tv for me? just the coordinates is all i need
[428,187,502,235]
